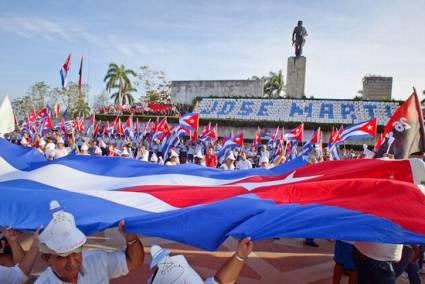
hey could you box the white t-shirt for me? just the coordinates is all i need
[0,265,27,284]
[220,163,235,170]
[35,250,129,284]
[54,148,69,159]
[236,159,252,170]
[136,150,149,161]
[409,158,425,185]
[354,242,403,262]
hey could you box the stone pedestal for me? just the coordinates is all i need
[286,56,306,98]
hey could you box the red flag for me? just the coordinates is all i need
[116,119,124,135]
[375,91,425,158]
[233,132,244,147]
[78,56,83,96]
[134,118,139,133]
[253,127,261,147]
[54,103,60,119]
[310,128,320,144]
[125,115,133,130]
[89,113,95,126]
[93,122,100,137]
[103,121,110,136]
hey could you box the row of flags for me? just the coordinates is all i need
[16,90,425,161]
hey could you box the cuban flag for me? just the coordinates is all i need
[200,125,218,144]
[300,128,320,156]
[60,54,71,89]
[253,127,261,148]
[267,127,280,149]
[339,118,377,142]
[284,123,303,142]
[161,125,190,161]
[124,116,134,139]
[179,113,199,131]
[86,114,96,136]
[216,135,241,164]
[2,138,425,250]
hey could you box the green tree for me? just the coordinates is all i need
[137,66,171,104]
[110,85,137,105]
[251,70,285,98]
[263,70,284,97]
[92,90,112,111]
[26,81,51,110]
[104,63,137,105]
[12,95,34,120]
[71,95,91,118]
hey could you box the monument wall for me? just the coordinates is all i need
[171,80,263,105]
[194,97,399,126]
[362,76,393,100]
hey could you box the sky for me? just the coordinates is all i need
[0,0,424,105]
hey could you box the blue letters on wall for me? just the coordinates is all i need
[217,101,236,115]
[257,102,273,116]
[319,103,334,119]
[238,101,254,116]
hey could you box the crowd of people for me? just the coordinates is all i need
[1,128,425,284]
[3,128,371,170]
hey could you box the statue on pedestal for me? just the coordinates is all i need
[292,21,308,57]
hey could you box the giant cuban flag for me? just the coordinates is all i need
[1,138,425,250]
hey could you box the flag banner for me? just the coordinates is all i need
[375,92,425,158]
[0,96,16,136]
[78,56,83,96]
[60,54,71,89]
[1,139,425,250]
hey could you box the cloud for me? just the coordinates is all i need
[0,16,73,42]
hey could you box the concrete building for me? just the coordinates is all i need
[286,56,306,98]
[171,80,263,105]
[362,76,393,100]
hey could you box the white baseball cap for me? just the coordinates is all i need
[39,200,87,257]
[149,245,204,284]
[226,152,236,161]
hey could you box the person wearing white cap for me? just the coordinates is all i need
[148,237,253,284]
[93,146,103,156]
[0,228,40,284]
[54,138,69,160]
[150,152,159,163]
[135,144,149,161]
[121,147,130,158]
[37,139,47,154]
[165,150,179,166]
[193,150,205,166]
[220,152,236,170]
[35,200,144,284]
[236,152,252,170]
[79,144,90,156]
[20,132,30,147]
[362,144,374,159]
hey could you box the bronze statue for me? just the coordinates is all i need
[292,21,308,57]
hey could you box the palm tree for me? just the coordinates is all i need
[72,96,91,118]
[263,70,285,97]
[110,85,137,105]
[104,63,137,105]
